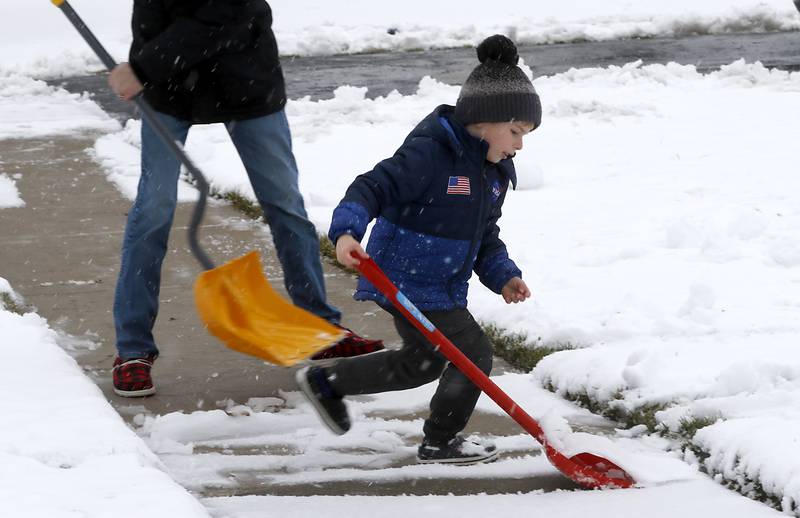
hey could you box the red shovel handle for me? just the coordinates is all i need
[353,253,635,489]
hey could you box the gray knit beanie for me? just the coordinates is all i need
[455,35,542,129]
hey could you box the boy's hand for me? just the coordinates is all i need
[501,277,531,304]
[335,234,369,268]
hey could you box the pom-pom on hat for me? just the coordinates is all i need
[455,35,541,129]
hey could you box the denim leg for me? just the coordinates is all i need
[114,112,191,358]
[226,111,341,323]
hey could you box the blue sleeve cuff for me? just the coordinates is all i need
[476,251,522,294]
[328,201,371,244]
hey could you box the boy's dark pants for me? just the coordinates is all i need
[327,308,493,445]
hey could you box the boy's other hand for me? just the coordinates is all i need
[501,277,531,304]
[109,63,144,101]
[335,234,369,268]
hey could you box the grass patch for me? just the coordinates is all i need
[622,402,670,432]
[219,191,263,221]
[677,415,718,439]
[695,453,788,514]
[678,416,720,472]
[482,323,565,372]
[318,234,337,263]
[543,385,668,432]
[560,388,622,419]
[1,292,26,315]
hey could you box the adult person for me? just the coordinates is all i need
[108,0,382,397]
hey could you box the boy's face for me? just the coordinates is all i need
[468,121,536,163]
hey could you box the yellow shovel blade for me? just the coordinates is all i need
[194,251,345,366]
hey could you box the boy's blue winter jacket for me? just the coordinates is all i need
[329,104,522,311]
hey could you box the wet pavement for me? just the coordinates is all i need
[54,30,800,122]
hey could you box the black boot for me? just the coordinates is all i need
[296,366,351,435]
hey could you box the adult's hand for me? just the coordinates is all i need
[108,63,144,101]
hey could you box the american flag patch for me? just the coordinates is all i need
[446,176,471,195]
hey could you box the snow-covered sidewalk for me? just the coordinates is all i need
[0,280,209,518]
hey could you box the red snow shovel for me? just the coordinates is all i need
[353,253,635,489]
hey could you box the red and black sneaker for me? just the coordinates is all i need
[310,327,384,361]
[112,355,157,397]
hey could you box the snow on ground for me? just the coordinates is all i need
[0,270,786,517]
[270,0,800,56]
[131,380,784,518]
[203,481,780,518]
[0,74,119,139]
[0,54,120,221]
[3,0,800,516]
[0,173,24,208]
[0,72,119,209]
[130,375,698,489]
[0,279,210,518]
[91,59,800,512]
[1,0,798,77]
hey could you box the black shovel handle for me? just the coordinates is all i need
[52,0,215,270]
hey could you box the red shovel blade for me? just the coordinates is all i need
[546,449,635,489]
[572,452,635,483]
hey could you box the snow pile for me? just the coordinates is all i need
[271,0,800,56]
[0,74,119,139]
[0,174,24,209]
[0,277,209,518]
[2,0,798,77]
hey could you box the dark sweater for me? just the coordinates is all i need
[129,0,286,123]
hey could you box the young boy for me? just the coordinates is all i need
[297,35,540,465]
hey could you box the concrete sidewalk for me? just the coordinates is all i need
[0,134,397,416]
[0,134,577,497]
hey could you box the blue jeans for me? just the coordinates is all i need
[114,109,341,359]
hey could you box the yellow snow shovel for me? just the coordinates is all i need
[53,0,345,365]
[194,252,344,365]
